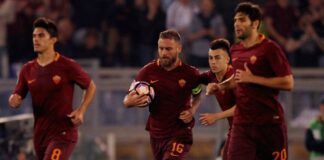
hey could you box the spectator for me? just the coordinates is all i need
[188,0,226,67]
[7,1,35,66]
[55,17,76,58]
[133,0,166,66]
[75,29,106,66]
[305,96,324,160]
[0,0,15,78]
[286,0,324,67]
[264,0,299,47]
[166,0,197,43]
[104,0,134,66]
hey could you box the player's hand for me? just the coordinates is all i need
[235,63,254,83]
[67,108,85,126]
[124,90,150,108]
[206,83,220,95]
[199,113,219,126]
[179,110,193,123]
[8,94,22,108]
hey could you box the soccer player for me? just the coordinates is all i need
[123,29,202,160]
[8,17,96,160]
[198,39,236,160]
[228,2,294,160]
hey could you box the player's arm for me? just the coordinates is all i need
[179,85,202,123]
[200,105,236,126]
[68,80,96,125]
[123,91,149,108]
[235,63,294,91]
[190,92,202,115]
[9,66,28,108]
[206,77,236,95]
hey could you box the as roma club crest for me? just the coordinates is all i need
[250,55,257,64]
[178,79,186,88]
[52,75,61,84]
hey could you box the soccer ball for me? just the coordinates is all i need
[130,81,155,104]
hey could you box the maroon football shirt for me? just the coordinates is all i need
[199,66,236,126]
[14,53,91,145]
[134,60,201,139]
[230,35,292,125]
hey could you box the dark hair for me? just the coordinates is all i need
[210,38,230,53]
[209,38,231,63]
[33,17,58,38]
[235,2,262,28]
[159,29,181,43]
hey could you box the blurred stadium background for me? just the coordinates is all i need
[0,0,323,159]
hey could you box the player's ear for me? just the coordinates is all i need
[51,37,58,44]
[177,46,182,53]
[252,20,260,30]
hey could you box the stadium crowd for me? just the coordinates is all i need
[0,0,323,78]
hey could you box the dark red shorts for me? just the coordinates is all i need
[150,133,193,160]
[227,123,288,160]
[35,130,77,160]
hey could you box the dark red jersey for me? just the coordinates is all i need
[199,66,236,126]
[134,60,201,138]
[13,53,91,145]
[230,35,292,125]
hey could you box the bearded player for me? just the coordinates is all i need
[123,29,202,160]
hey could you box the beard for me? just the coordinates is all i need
[237,33,247,40]
[236,26,253,40]
[159,56,176,68]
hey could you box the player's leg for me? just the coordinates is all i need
[150,137,165,160]
[43,140,76,160]
[256,123,288,160]
[227,125,257,160]
[162,134,193,160]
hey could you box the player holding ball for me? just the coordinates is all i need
[123,29,202,160]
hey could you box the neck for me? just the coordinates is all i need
[37,48,56,66]
[241,31,260,48]
[215,65,228,82]
[164,58,180,71]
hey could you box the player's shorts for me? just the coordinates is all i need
[35,130,77,160]
[150,133,193,160]
[227,123,288,160]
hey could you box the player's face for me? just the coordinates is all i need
[234,12,255,40]
[157,38,181,68]
[208,49,229,74]
[33,28,56,54]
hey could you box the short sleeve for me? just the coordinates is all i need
[198,70,214,85]
[68,60,91,89]
[266,42,292,77]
